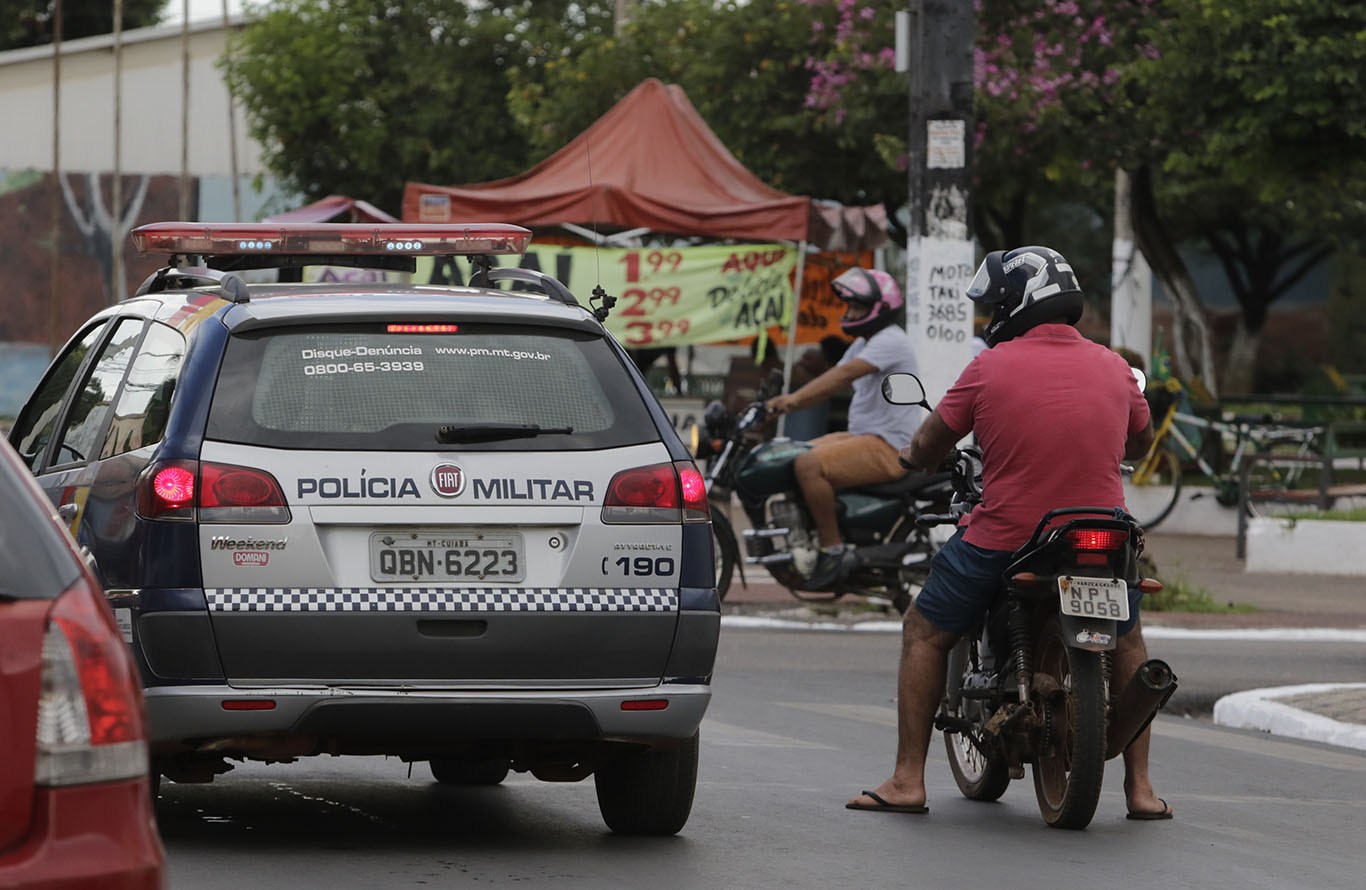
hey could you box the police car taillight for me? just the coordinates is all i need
[129,222,532,257]
[136,460,290,523]
[200,463,290,523]
[677,461,709,522]
[602,461,709,524]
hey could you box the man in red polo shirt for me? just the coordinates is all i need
[846,246,1170,820]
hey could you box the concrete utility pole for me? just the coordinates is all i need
[47,0,63,355]
[112,0,125,301]
[901,0,975,404]
[614,0,636,37]
[1110,169,1153,371]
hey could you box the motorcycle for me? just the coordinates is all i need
[882,371,1178,830]
[693,370,953,613]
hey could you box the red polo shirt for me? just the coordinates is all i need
[937,324,1150,551]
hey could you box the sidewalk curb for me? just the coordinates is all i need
[719,614,1366,642]
[1212,683,1366,752]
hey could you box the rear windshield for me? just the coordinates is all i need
[0,457,81,600]
[206,323,659,451]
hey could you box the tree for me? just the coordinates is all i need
[1128,0,1366,393]
[971,1,1160,329]
[970,1,1365,395]
[220,1,615,215]
[2,0,164,50]
[507,1,909,209]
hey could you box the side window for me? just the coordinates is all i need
[50,319,145,469]
[9,322,109,473]
[101,323,186,459]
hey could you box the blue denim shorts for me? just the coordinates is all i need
[914,529,1142,637]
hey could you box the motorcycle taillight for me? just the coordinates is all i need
[1065,527,1128,567]
[1065,528,1128,551]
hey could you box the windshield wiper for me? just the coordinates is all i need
[435,422,574,444]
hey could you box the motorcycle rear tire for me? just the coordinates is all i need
[709,505,738,601]
[1031,618,1108,830]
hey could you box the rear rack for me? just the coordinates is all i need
[135,266,251,302]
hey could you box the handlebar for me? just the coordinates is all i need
[915,512,960,528]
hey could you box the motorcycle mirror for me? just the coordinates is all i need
[763,368,785,398]
[882,372,929,407]
[1131,367,1148,392]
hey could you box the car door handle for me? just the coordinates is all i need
[58,503,78,523]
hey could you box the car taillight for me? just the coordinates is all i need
[602,461,709,524]
[136,459,290,523]
[1065,528,1128,551]
[676,460,709,523]
[35,582,148,787]
[200,462,290,523]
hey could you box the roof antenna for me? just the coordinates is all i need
[584,133,616,322]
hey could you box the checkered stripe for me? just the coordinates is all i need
[204,588,677,613]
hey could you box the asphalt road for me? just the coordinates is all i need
[158,627,1365,889]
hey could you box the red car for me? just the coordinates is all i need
[0,437,164,888]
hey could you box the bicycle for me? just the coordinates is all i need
[1123,378,1324,530]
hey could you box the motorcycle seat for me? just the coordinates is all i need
[854,470,952,498]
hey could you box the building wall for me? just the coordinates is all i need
[0,17,262,176]
[0,18,295,418]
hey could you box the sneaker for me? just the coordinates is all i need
[805,544,857,589]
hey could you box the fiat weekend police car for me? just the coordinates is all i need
[7,222,719,836]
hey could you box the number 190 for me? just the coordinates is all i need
[615,556,675,576]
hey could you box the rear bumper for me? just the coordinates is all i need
[145,683,711,752]
[0,781,164,890]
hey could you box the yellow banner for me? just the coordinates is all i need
[412,244,795,347]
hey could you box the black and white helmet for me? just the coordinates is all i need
[966,246,1084,347]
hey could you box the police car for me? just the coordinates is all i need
[7,222,719,836]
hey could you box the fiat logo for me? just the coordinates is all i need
[430,464,465,497]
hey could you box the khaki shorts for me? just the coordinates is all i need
[800,432,906,490]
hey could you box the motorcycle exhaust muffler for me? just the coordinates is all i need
[1106,658,1177,760]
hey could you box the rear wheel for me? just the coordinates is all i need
[1123,447,1182,531]
[595,732,699,836]
[709,506,738,600]
[1031,619,1107,830]
[429,758,510,786]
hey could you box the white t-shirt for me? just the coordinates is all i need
[838,324,924,447]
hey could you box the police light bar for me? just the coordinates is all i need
[129,222,532,257]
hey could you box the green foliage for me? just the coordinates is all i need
[220,1,614,215]
[1144,572,1256,614]
[1130,0,1366,248]
[971,1,1157,251]
[508,0,908,206]
[2,0,164,50]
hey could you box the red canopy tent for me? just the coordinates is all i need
[401,78,885,252]
[266,194,399,224]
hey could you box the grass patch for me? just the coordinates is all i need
[1269,507,1366,521]
[1145,572,1258,614]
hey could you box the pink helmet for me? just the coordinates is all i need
[831,267,905,338]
